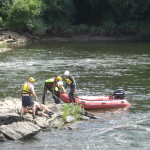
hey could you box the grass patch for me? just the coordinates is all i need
[0,43,6,48]
[62,103,84,123]
[2,92,7,98]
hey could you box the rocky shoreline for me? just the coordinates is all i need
[0,29,143,53]
[0,97,96,141]
[0,30,37,53]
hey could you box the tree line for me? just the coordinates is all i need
[0,0,150,37]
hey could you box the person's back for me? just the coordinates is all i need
[64,71,76,102]
[44,78,56,90]
[42,76,62,104]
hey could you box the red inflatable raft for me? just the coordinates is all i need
[60,93,131,109]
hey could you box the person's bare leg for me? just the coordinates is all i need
[20,106,26,119]
[38,111,49,117]
[40,104,51,112]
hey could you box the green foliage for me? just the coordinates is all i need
[0,17,3,27]
[1,0,150,37]
[0,0,13,25]
[139,19,150,37]
[62,103,83,123]
[62,103,69,122]
[1,92,7,98]
[43,0,75,33]
[0,43,6,48]
[26,18,47,35]
[6,0,46,35]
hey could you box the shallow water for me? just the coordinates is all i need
[0,42,150,150]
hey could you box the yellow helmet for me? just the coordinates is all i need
[56,76,62,81]
[28,77,35,82]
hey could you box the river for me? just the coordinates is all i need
[0,42,150,150]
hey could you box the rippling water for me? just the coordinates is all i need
[0,42,150,150]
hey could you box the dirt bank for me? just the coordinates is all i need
[0,30,144,53]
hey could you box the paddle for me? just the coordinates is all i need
[51,92,62,104]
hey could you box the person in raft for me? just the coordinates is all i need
[42,76,62,104]
[53,81,66,103]
[64,71,77,103]
[20,77,38,120]
[25,101,54,118]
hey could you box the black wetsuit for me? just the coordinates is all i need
[65,76,76,102]
[42,78,57,104]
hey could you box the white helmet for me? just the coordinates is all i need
[64,70,69,76]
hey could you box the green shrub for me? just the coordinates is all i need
[62,103,83,123]
[0,43,6,48]
[6,0,46,35]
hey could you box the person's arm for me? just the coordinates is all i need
[30,85,38,101]
[69,76,76,86]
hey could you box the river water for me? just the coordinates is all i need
[0,42,150,150]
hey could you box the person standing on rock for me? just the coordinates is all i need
[20,77,38,120]
[42,76,62,104]
[64,71,77,103]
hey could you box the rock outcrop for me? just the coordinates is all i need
[0,97,96,141]
[0,122,41,140]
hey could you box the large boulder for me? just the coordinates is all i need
[0,113,20,125]
[0,122,41,140]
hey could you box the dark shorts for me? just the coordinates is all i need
[35,107,42,115]
[22,96,34,107]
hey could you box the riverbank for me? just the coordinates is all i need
[0,30,146,53]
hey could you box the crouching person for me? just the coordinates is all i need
[53,81,66,104]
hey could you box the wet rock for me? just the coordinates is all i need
[50,115,64,128]
[0,133,7,141]
[80,115,90,120]
[0,48,11,53]
[0,122,41,140]
[66,115,76,123]
[5,38,17,43]
[0,113,20,125]
[81,110,98,119]
[34,117,50,128]
[66,124,77,130]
